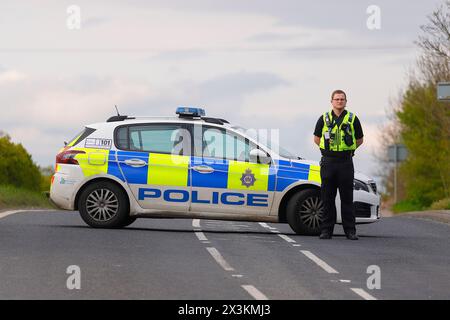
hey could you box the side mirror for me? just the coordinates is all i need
[250,149,271,164]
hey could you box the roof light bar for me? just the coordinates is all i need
[176,106,206,117]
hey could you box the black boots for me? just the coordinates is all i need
[319,231,359,240]
[319,231,332,239]
[345,232,359,240]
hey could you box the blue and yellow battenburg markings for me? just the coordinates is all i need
[71,150,321,205]
[275,160,321,191]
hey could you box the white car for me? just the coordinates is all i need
[50,107,380,235]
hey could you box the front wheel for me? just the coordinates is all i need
[78,181,130,228]
[286,189,324,235]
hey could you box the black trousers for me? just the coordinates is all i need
[320,157,356,234]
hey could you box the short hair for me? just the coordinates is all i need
[331,89,347,100]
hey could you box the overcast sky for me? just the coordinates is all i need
[0,0,444,183]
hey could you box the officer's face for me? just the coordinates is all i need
[331,93,347,110]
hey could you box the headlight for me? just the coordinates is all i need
[353,179,369,192]
[368,180,377,194]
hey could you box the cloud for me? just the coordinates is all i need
[0,69,27,84]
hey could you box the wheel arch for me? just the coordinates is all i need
[74,177,130,211]
[278,183,321,223]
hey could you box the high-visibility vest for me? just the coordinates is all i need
[319,110,357,151]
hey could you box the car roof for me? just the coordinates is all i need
[86,115,234,129]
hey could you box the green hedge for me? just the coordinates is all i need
[0,135,42,192]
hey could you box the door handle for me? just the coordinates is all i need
[191,165,214,174]
[124,159,147,167]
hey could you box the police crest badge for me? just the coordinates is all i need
[240,168,256,188]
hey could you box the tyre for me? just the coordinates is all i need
[286,189,324,235]
[78,181,130,228]
[119,216,137,228]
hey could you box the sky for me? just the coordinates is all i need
[0,0,444,185]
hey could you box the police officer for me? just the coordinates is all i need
[313,90,364,240]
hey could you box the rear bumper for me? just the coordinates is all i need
[50,173,78,210]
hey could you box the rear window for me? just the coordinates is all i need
[115,124,189,155]
[67,127,96,147]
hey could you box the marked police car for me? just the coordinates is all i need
[50,107,380,235]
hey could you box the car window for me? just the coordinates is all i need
[197,126,258,162]
[67,127,96,147]
[116,124,190,155]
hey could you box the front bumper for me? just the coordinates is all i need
[353,190,380,223]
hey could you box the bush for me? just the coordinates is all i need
[430,198,450,210]
[392,199,425,213]
[39,165,54,192]
[0,135,42,192]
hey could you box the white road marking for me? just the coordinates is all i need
[228,224,251,228]
[350,288,377,300]
[292,244,302,247]
[258,222,277,230]
[0,210,24,219]
[241,285,269,300]
[277,234,297,243]
[192,219,201,228]
[195,232,208,241]
[232,274,243,278]
[270,230,280,233]
[300,250,339,274]
[206,247,235,271]
[340,280,351,283]
[0,209,54,219]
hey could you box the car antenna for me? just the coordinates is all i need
[115,105,121,116]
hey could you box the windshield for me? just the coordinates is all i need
[231,125,299,159]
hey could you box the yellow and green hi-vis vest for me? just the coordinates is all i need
[319,110,357,151]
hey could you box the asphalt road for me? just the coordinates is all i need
[0,210,449,300]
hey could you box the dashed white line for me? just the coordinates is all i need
[241,285,269,300]
[229,224,251,228]
[258,222,277,230]
[195,232,208,241]
[277,234,297,243]
[206,247,235,271]
[300,250,339,274]
[350,288,377,300]
[192,219,201,228]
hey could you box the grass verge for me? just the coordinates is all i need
[0,185,55,211]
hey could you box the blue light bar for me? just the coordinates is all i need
[176,106,206,117]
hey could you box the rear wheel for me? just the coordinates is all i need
[78,181,130,228]
[286,189,324,235]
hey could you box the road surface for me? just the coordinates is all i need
[0,210,449,300]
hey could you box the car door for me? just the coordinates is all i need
[115,123,192,212]
[189,124,276,215]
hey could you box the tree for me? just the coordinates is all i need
[0,134,42,191]
[380,1,450,209]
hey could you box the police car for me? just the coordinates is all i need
[50,107,380,235]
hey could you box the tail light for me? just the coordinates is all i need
[56,149,85,165]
